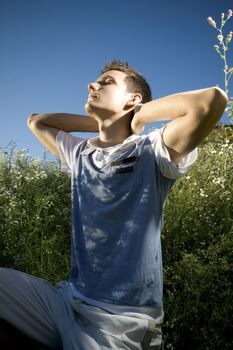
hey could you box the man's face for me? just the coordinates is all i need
[85,70,133,119]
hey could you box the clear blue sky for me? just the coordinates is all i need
[1,0,232,160]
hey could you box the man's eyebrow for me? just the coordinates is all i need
[97,75,116,82]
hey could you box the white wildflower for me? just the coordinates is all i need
[199,188,208,198]
[207,16,217,28]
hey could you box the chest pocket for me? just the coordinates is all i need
[105,155,142,194]
[111,156,138,174]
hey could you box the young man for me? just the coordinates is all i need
[0,60,227,350]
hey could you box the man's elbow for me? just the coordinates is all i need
[211,87,228,110]
[212,86,228,106]
[27,114,39,129]
[205,87,228,122]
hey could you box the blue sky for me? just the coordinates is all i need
[1,0,232,160]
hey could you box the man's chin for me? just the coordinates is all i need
[85,102,93,115]
[85,103,104,118]
[85,103,114,122]
[85,103,98,120]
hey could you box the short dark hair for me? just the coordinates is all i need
[101,59,152,103]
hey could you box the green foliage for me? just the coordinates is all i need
[0,126,232,349]
[0,147,71,283]
[162,125,233,349]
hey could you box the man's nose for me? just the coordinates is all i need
[88,82,99,92]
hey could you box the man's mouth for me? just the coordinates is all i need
[88,92,99,99]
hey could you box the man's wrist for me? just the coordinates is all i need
[85,115,99,133]
[131,104,144,134]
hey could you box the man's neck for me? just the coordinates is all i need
[96,113,133,148]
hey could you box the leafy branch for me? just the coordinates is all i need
[207,9,233,123]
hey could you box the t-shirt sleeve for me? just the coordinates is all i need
[148,125,198,179]
[56,130,86,174]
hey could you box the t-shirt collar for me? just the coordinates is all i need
[87,134,142,151]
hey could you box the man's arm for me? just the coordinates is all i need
[132,87,228,164]
[27,113,99,157]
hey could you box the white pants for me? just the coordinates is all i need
[0,268,163,349]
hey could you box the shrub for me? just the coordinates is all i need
[162,125,233,349]
[0,146,71,283]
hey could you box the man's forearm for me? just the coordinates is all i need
[28,113,99,133]
[132,86,225,127]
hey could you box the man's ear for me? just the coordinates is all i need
[127,93,142,106]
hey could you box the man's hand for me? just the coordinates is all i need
[131,104,145,135]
